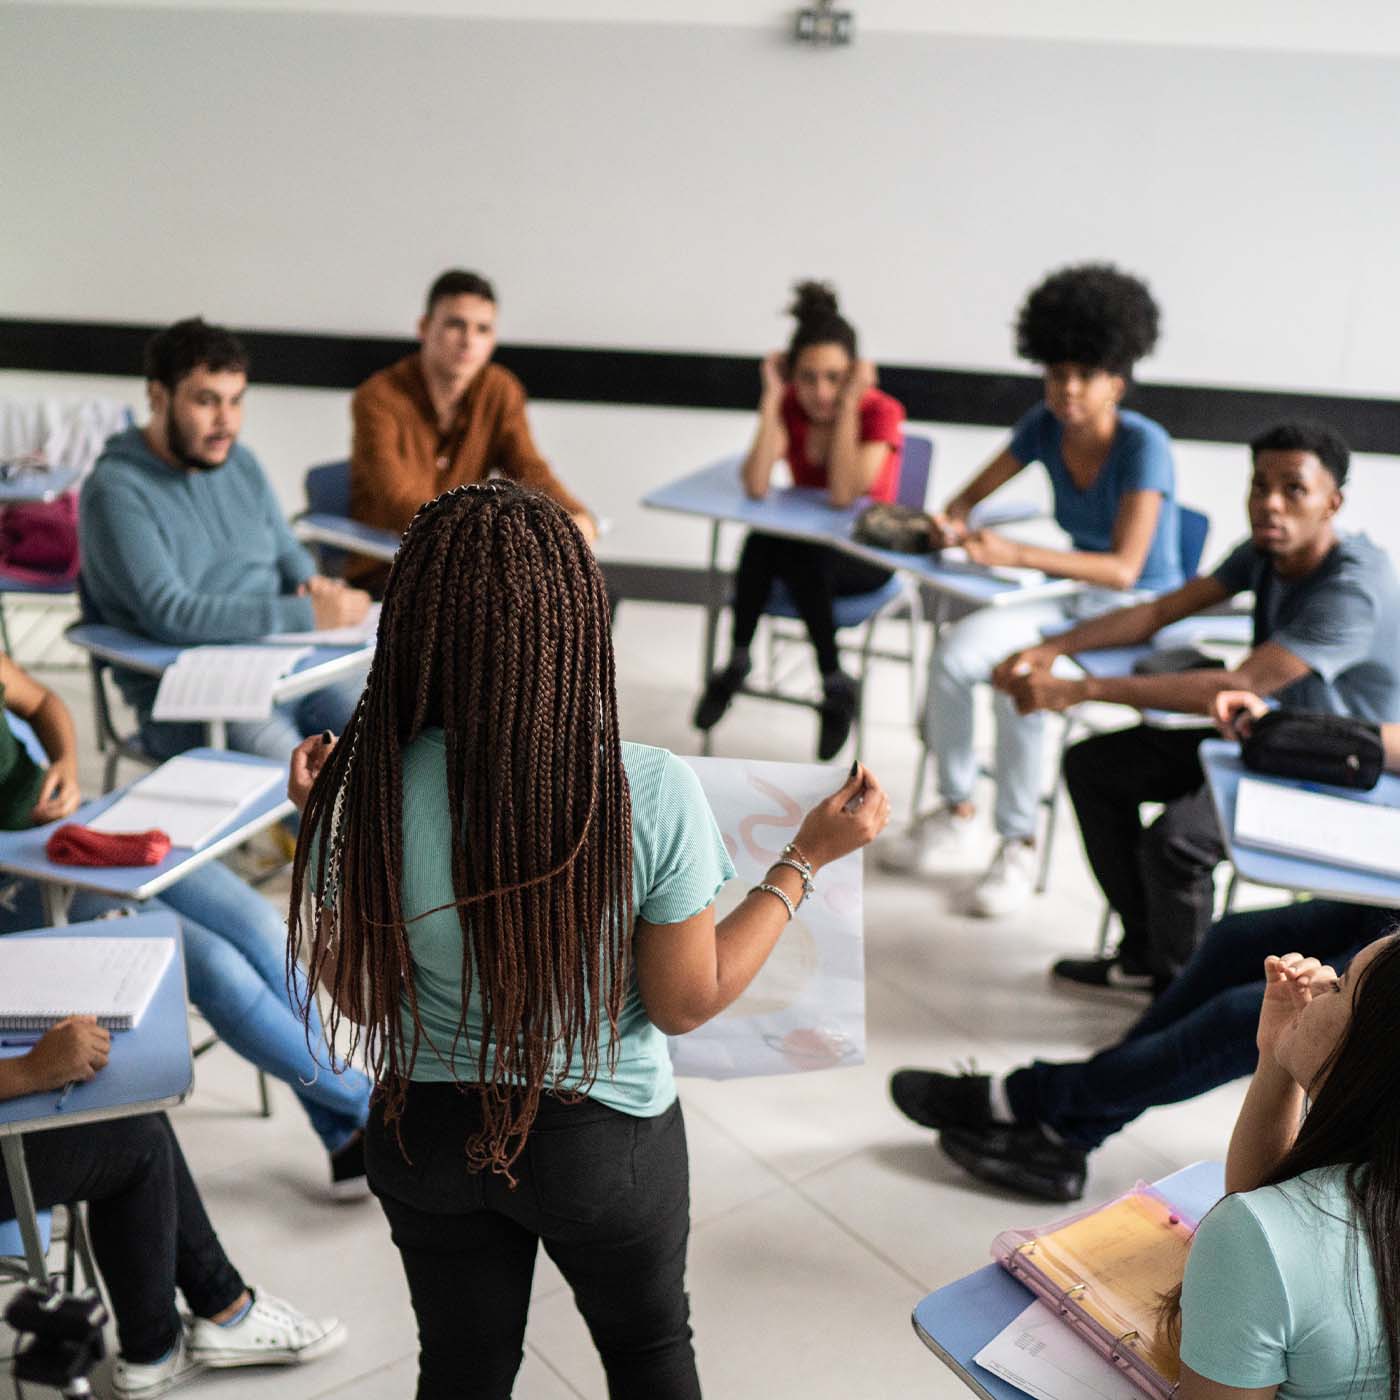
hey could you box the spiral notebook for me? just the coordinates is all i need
[0,937,176,1031]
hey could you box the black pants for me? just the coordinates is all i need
[730,531,891,675]
[1064,724,1225,980]
[0,1113,245,1364]
[367,1087,698,1400]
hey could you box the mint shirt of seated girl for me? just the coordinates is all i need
[397,737,735,1116]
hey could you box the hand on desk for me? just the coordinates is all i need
[926,513,968,549]
[1212,689,1269,740]
[288,732,337,813]
[30,755,81,824]
[4,1019,110,1099]
[961,528,1023,569]
[307,576,372,630]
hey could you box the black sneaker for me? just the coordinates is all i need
[817,672,859,761]
[329,1130,370,1202]
[693,662,750,732]
[1050,955,1156,1003]
[889,1069,995,1132]
[938,1123,1087,1203]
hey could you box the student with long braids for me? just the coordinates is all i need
[1167,932,1400,1396]
[286,481,889,1400]
[692,281,906,760]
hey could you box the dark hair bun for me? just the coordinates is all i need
[789,280,841,326]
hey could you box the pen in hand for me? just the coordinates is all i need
[55,1080,76,1111]
[843,759,868,814]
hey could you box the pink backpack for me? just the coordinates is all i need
[0,493,80,585]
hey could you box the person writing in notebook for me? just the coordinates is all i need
[0,1023,345,1397]
[993,420,1400,991]
[286,482,889,1400]
[880,263,1181,917]
[0,650,373,1198]
[346,268,596,593]
[692,281,906,759]
[80,317,371,763]
[890,697,1400,1207]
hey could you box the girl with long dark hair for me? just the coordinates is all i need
[692,280,906,760]
[286,481,888,1399]
[1173,934,1400,1396]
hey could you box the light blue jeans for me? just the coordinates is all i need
[0,860,371,1153]
[139,676,364,764]
[925,588,1142,840]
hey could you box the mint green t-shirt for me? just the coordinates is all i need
[1181,1167,1387,1397]
[397,736,734,1116]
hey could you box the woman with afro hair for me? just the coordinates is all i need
[882,262,1182,917]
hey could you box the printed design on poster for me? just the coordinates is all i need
[669,758,865,1080]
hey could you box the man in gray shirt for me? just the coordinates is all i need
[981,420,1399,989]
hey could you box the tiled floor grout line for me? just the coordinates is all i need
[305,1348,418,1399]
[524,1340,591,1398]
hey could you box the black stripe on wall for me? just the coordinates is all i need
[3,317,1398,454]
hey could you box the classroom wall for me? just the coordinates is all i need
[3,3,1398,566]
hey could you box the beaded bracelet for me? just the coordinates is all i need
[750,882,796,921]
[782,840,814,875]
[771,857,815,905]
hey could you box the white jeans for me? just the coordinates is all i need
[924,588,1142,840]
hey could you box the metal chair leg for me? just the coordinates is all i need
[1095,903,1115,958]
[258,1070,272,1119]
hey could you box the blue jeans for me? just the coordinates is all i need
[1005,900,1396,1149]
[0,861,371,1153]
[139,676,363,764]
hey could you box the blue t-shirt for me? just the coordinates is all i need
[1181,1169,1387,1397]
[1008,404,1182,593]
[1212,533,1400,722]
[396,737,735,1116]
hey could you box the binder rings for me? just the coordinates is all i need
[992,1185,1197,1399]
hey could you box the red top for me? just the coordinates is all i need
[780,385,906,503]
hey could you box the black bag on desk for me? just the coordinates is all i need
[852,503,935,554]
[1241,710,1384,790]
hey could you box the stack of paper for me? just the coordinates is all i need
[88,755,283,849]
[1234,776,1400,876]
[263,603,381,647]
[151,646,311,722]
[0,937,175,1031]
[975,1300,1144,1400]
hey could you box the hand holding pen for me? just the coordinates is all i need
[7,1018,109,1102]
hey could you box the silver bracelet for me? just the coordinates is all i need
[771,857,814,905]
[751,882,796,921]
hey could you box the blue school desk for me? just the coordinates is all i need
[0,462,84,505]
[0,911,193,1284]
[65,623,373,750]
[0,748,293,924]
[912,1160,1224,1399]
[1200,738,1400,907]
[643,456,1074,698]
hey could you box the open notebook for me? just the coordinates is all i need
[87,755,283,850]
[0,937,175,1030]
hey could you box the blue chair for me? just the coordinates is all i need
[301,459,352,576]
[725,434,936,759]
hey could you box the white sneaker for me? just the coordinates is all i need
[969,839,1038,917]
[187,1289,347,1370]
[878,809,977,876]
[112,1330,206,1399]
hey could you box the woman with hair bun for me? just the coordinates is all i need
[692,281,906,760]
[883,263,1182,917]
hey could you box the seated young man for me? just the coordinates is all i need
[889,698,1400,1203]
[80,318,371,762]
[990,420,1400,991]
[347,268,595,593]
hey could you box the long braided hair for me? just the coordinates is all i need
[288,482,633,1177]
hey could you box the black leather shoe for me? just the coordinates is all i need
[938,1123,1087,1203]
[1051,955,1157,1003]
[889,1069,994,1132]
[692,662,749,731]
[817,672,858,761]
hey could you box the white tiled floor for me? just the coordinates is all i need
[0,600,1250,1399]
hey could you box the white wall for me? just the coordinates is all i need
[4,4,1398,565]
